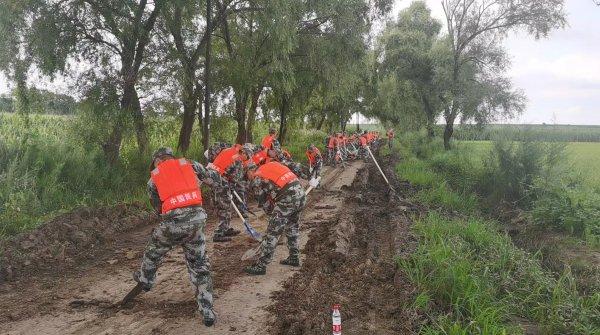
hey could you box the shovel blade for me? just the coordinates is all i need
[243,220,262,240]
[120,283,144,306]
[241,245,261,261]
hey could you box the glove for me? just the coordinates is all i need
[309,177,319,188]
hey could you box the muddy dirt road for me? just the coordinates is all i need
[0,157,419,335]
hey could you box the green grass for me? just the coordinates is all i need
[460,140,600,189]
[448,124,600,143]
[567,142,600,188]
[0,112,329,237]
[395,133,600,334]
[416,182,478,214]
[401,212,600,334]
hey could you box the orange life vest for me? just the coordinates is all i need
[211,146,241,175]
[248,150,270,166]
[262,134,276,150]
[327,137,336,149]
[360,136,368,147]
[151,158,203,214]
[306,147,321,165]
[254,161,298,188]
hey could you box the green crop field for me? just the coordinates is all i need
[460,140,600,188]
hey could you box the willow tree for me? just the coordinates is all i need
[376,1,442,136]
[24,0,166,163]
[440,0,567,149]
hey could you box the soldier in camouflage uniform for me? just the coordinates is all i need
[134,147,226,327]
[204,142,245,242]
[243,161,307,275]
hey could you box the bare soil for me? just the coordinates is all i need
[0,154,420,334]
[267,159,422,335]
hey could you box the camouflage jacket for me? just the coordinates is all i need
[148,160,229,214]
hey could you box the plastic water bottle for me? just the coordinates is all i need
[332,304,342,335]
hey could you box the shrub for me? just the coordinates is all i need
[478,140,565,209]
[531,181,600,242]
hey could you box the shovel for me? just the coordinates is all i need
[232,189,257,217]
[231,198,261,240]
[366,146,396,194]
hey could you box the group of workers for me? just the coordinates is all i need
[324,129,395,165]
[130,127,393,327]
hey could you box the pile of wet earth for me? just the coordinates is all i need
[267,159,424,334]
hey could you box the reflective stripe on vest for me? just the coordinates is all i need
[151,158,203,214]
[211,146,240,175]
[254,161,298,188]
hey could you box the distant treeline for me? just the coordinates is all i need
[0,89,76,115]
[445,124,600,143]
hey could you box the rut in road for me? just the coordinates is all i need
[0,161,372,334]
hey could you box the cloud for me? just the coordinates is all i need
[510,53,600,84]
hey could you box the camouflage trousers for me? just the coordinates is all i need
[213,189,232,237]
[257,183,307,267]
[137,207,213,317]
[309,160,323,178]
[388,138,393,150]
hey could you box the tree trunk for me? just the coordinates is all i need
[278,95,289,145]
[103,120,123,166]
[443,111,456,150]
[422,96,435,138]
[177,95,197,153]
[245,85,263,143]
[129,86,148,154]
[235,92,248,144]
[316,113,326,130]
[203,0,212,152]
[197,94,204,148]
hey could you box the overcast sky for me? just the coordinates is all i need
[392,0,600,125]
[1,0,599,125]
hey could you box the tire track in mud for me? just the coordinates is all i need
[0,162,368,335]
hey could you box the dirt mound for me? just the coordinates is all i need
[0,202,157,283]
[267,161,423,334]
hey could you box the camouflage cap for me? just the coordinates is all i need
[152,147,174,161]
[241,143,256,157]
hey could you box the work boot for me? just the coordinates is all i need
[203,308,216,327]
[279,256,300,267]
[224,228,241,237]
[244,263,266,275]
[212,235,232,242]
[133,271,151,292]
